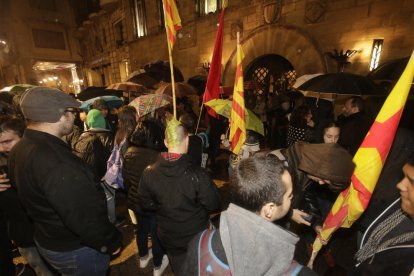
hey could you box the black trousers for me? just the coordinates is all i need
[0,213,14,276]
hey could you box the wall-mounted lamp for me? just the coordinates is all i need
[369,39,384,71]
[202,61,211,73]
[326,49,358,73]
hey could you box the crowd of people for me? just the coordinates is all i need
[0,86,413,276]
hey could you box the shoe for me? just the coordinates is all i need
[15,263,26,276]
[139,249,153,268]
[153,255,169,276]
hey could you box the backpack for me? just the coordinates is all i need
[73,132,106,179]
[103,139,126,189]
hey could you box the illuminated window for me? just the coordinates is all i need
[370,39,384,71]
[132,0,147,38]
[197,0,222,16]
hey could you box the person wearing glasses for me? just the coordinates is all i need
[8,87,122,275]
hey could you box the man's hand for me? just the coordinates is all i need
[314,225,322,234]
[291,209,311,226]
[0,173,10,192]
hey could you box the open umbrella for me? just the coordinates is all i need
[106,82,148,100]
[77,86,122,101]
[80,95,123,112]
[298,73,386,95]
[0,84,36,93]
[129,94,172,117]
[204,99,264,136]
[187,75,207,95]
[127,71,159,89]
[293,73,323,88]
[142,60,184,82]
[155,82,198,98]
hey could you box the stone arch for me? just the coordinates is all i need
[223,24,326,85]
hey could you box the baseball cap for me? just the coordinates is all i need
[20,87,80,123]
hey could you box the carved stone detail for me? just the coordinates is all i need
[231,21,243,40]
[304,1,326,24]
[263,0,282,24]
[177,22,197,50]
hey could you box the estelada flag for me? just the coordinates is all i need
[163,0,182,50]
[229,36,246,155]
[308,51,414,268]
[203,8,225,118]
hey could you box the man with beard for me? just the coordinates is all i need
[8,87,122,275]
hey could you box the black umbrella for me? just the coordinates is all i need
[142,60,184,82]
[187,75,207,95]
[127,71,159,89]
[298,73,386,95]
[76,86,122,101]
[367,57,409,81]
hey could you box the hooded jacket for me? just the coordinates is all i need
[138,154,221,251]
[180,204,316,276]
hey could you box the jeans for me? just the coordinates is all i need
[36,244,110,276]
[136,213,165,267]
[101,181,116,223]
[19,247,54,276]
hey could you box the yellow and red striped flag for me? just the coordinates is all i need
[163,0,182,50]
[229,35,246,155]
[308,51,414,268]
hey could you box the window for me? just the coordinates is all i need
[132,0,147,38]
[32,29,66,50]
[196,0,221,16]
[157,0,165,29]
[114,20,124,47]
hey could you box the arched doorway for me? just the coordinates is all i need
[244,54,294,110]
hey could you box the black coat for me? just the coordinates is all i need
[138,154,221,251]
[338,112,372,155]
[124,146,159,214]
[73,129,114,181]
[8,129,122,253]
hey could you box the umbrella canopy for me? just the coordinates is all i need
[154,82,198,98]
[187,75,207,95]
[106,82,148,93]
[142,60,184,82]
[129,93,172,117]
[204,99,264,136]
[368,57,409,81]
[77,86,122,101]
[127,71,159,89]
[293,73,323,88]
[0,84,36,93]
[298,73,386,95]
[80,95,123,112]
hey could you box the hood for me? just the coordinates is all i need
[297,143,355,184]
[153,154,192,177]
[220,204,299,276]
[86,109,106,129]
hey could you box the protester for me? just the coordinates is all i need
[0,115,53,276]
[8,87,122,275]
[179,113,203,166]
[314,120,340,144]
[73,109,114,181]
[138,118,221,273]
[338,96,371,155]
[123,120,169,276]
[286,105,314,146]
[350,155,414,275]
[92,98,118,133]
[180,155,316,276]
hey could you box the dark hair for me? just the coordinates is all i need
[0,115,25,137]
[92,99,109,111]
[408,152,414,167]
[115,106,137,145]
[348,96,364,112]
[129,120,164,151]
[229,154,288,212]
[290,105,311,127]
[179,113,196,134]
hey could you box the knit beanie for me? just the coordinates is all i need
[86,109,106,129]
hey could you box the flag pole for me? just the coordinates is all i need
[162,0,177,119]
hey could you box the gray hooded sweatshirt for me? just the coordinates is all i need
[220,204,299,276]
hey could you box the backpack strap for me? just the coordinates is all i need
[198,229,232,276]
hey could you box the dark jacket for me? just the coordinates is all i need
[138,154,221,251]
[124,146,159,214]
[351,199,414,275]
[187,135,203,166]
[338,112,372,155]
[0,156,34,248]
[8,129,122,253]
[73,129,114,181]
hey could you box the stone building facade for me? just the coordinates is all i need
[0,0,82,92]
[76,0,413,89]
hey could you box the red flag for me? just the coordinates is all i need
[203,8,225,118]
